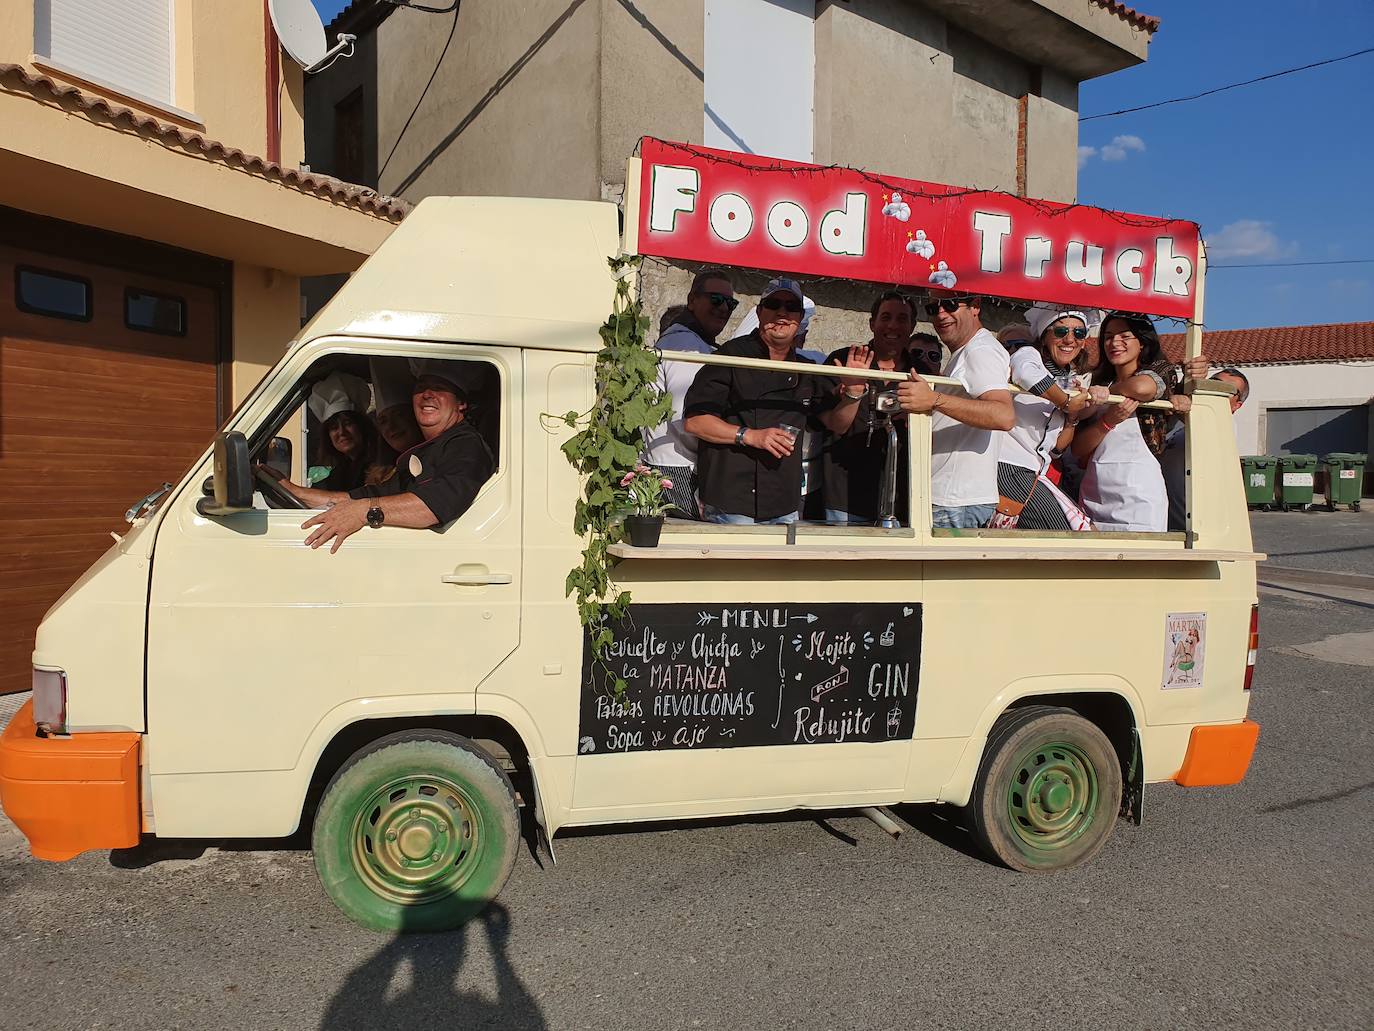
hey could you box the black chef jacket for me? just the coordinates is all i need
[683,331,839,521]
[349,420,495,526]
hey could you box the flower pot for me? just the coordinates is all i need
[625,515,663,548]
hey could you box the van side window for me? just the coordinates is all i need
[246,353,501,514]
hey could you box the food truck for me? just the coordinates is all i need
[0,141,1261,932]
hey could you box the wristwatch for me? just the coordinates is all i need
[366,505,385,529]
[734,426,747,445]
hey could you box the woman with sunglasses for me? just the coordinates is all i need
[1071,312,1192,532]
[992,306,1104,530]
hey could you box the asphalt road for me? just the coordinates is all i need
[2,516,1372,1030]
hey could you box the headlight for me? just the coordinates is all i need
[32,667,67,734]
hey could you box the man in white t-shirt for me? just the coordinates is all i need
[897,295,1013,528]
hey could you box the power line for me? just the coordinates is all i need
[1210,259,1374,269]
[1080,46,1374,122]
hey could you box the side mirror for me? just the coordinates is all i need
[196,431,254,516]
[263,436,292,480]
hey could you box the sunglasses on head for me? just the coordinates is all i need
[761,297,804,314]
[701,291,739,313]
[923,298,970,317]
[1051,326,1089,340]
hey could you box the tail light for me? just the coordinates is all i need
[32,667,68,734]
[1243,605,1259,691]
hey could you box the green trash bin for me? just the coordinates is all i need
[1277,454,1318,512]
[1240,456,1277,509]
[1321,452,1367,511]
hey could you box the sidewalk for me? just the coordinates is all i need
[0,691,28,733]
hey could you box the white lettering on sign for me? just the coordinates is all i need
[649,164,698,233]
[1024,236,1052,279]
[709,192,753,242]
[767,201,808,249]
[820,192,867,256]
[1153,236,1194,296]
[1116,248,1144,291]
[973,211,1012,273]
[1065,241,1105,286]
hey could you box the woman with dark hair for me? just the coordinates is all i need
[1071,312,1192,531]
[990,305,1104,530]
[307,372,383,493]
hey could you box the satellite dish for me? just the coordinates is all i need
[269,0,355,74]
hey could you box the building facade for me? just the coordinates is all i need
[0,0,406,693]
[304,0,1157,342]
[1162,323,1374,461]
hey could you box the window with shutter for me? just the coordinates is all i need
[34,0,175,107]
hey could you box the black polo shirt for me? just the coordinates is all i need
[350,420,495,526]
[683,331,838,520]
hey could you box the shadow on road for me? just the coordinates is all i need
[319,903,545,1031]
[1260,778,1374,815]
[892,803,1002,868]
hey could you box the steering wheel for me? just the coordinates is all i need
[254,465,307,510]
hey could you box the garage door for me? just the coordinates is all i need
[0,243,220,695]
[1268,405,1370,457]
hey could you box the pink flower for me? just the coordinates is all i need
[634,463,650,475]
[661,478,674,489]
[620,472,635,487]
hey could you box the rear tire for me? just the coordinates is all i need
[312,730,519,932]
[967,706,1122,873]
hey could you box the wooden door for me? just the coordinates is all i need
[0,244,219,694]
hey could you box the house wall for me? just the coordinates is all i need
[1233,362,1374,457]
[371,0,602,201]
[2,1,304,166]
[231,263,303,407]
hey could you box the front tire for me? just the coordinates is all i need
[967,706,1122,872]
[312,730,519,932]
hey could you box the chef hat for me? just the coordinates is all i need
[1026,304,1093,342]
[308,371,370,424]
[369,357,413,412]
[407,357,468,399]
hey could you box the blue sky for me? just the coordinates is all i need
[310,0,1371,330]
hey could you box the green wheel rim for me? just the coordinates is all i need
[349,773,487,905]
[1006,740,1100,853]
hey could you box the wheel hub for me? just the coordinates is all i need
[351,776,482,904]
[1007,741,1099,851]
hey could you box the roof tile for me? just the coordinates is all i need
[1159,322,1374,365]
[0,63,409,222]
[1089,0,1161,33]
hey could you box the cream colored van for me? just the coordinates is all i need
[0,198,1260,932]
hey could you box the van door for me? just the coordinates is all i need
[144,344,521,835]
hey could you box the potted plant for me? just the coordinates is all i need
[618,464,674,547]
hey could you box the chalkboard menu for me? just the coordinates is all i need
[579,602,921,754]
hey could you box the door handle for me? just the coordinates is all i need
[441,572,513,585]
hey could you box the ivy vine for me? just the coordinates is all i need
[558,255,672,695]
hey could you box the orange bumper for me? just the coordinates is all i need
[1173,719,1260,787]
[0,700,141,860]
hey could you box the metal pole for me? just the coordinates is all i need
[658,350,1177,411]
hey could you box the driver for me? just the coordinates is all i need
[264,366,495,552]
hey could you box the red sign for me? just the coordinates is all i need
[634,138,1201,320]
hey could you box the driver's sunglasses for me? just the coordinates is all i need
[761,297,804,314]
[1051,326,1089,340]
[701,291,739,313]
[923,298,970,317]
